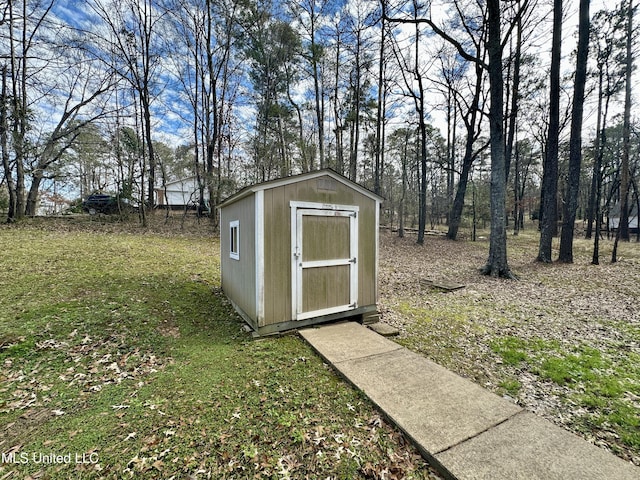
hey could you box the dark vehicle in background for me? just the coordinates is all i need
[82,194,124,215]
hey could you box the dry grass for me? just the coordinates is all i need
[379,227,640,466]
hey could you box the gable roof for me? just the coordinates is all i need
[218,169,383,209]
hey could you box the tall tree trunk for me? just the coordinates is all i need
[447,63,483,240]
[374,17,386,196]
[591,78,612,263]
[25,173,44,217]
[586,67,604,239]
[482,0,513,278]
[448,150,475,240]
[1,65,16,222]
[537,0,562,262]
[310,10,324,170]
[559,0,590,263]
[349,30,362,182]
[513,140,520,235]
[591,131,604,264]
[9,0,27,220]
[206,3,218,223]
[504,3,522,182]
[143,90,156,210]
[138,0,156,212]
[446,88,456,223]
[333,28,345,175]
[417,92,428,245]
[399,134,408,238]
[413,18,428,245]
[616,0,634,246]
[287,77,307,171]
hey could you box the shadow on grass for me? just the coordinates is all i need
[0,228,437,479]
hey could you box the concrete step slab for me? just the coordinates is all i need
[299,321,401,363]
[368,321,400,337]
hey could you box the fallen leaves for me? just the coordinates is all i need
[379,230,640,466]
[0,224,444,479]
[0,334,172,416]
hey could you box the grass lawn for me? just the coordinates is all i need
[0,218,437,479]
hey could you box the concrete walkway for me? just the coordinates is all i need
[299,322,639,480]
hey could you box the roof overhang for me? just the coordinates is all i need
[218,169,384,210]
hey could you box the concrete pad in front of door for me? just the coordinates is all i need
[299,321,402,363]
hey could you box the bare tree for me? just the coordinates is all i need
[1,64,16,221]
[88,0,165,215]
[328,13,347,175]
[289,0,330,170]
[612,0,636,262]
[4,0,37,221]
[382,0,489,242]
[382,0,522,275]
[587,4,628,262]
[344,0,376,182]
[586,4,627,242]
[373,10,389,196]
[387,0,437,244]
[165,0,240,223]
[1,0,116,221]
[504,0,533,183]
[480,0,514,277]
[558,0,590,263]
[537,0,562,263]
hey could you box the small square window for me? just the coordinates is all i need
[230,220,239,260]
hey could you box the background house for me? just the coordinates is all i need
[155,176,209,211]
[608,204,639,233]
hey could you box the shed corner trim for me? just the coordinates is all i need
[255,190,265,324]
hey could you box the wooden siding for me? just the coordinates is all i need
[262,174,377,326]
[302,265,350,312]
[220,194,257,324]
[302,215,350,261]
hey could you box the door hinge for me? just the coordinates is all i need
[350,302,357,308]
[349,257,357,264]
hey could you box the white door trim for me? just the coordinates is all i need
[290,201,358,321]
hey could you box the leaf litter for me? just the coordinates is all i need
[1,333,171,416]
[379,230,640,466]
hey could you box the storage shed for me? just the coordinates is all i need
[218,169,382,336]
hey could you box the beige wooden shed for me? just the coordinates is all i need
[218,169,382,336]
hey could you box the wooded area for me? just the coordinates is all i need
[0,0,638,272]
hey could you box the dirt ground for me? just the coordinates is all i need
[377,228,640,466]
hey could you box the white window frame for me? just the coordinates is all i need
[229,220,240,260]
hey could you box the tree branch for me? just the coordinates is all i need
[380,0,487,68]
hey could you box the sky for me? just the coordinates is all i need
[46,0,637,140]
[21,0,639,202]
